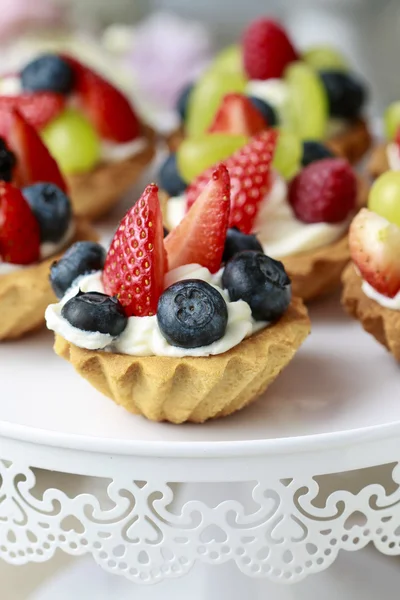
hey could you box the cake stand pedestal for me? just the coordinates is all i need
[1,294,400,597]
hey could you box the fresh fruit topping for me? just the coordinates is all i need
[186,130,277,233]
[0,182,40,264]
[165,164,230,272]
[246,79,290,125]
[176,83,193,122]
[0,138,16,182]
[0,93,65,136]
[273,129,302,180]
[222,227,263,263]
[157,279,228,348]
[303,45,349,72]
[210,45,244,76]
[41,108,100,175]
[285,62,328,140]
[368,171,400,228]
[61,291,127,337]
[23,183,72,243]
[7,109,67,190]
[177,133,247,184]
[243,18,298,81]
[208,93,267,136]
[63,54,140,142]
[186,68,246,137]
[159,153,187,197]
[248,96,278,127]
[319,71,366,120]
[289,157,357,224]
[21,54,74,95]
[222,250,291,321]
[163,227,169,238]
[349,208,400,298]
[50,241,106,299]
[103,184,166,317]
[301,140,334,167]
[384,102,400,141]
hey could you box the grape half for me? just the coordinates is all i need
[273,130,302,180]
[303,45,349,72]
[210,45,243,75]
[384,102,400,141]
[369,171,400,228]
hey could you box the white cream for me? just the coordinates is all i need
[387,143,400,171]
[362,280,400,310]
[45,264,268,357]
[167,175,349,259]
[100,137,148,163]
[0,76,22,96]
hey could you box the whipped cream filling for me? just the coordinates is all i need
[167,175,349,259]
[45,264,268,357]
[362,280,400,310]
[386,143,400,171]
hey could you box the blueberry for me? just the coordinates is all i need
[223,227,263,263]
[21,54,74,94]
[319,71,367,120]
[176,83,193,122]
[0,138,16,182]
[248,96,279,127]
[301,141,334,167]
[23,183,72,243]
[50,242,106,299]
[163,226,170,238]
[61,291,127,337]
[222,251,291,322]
[157,279,228,348]
[158,153,187,197]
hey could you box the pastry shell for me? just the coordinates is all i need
[341,262,400,361]
[367,143,389,179]
[0,220,97,341]
[53,297,310,424]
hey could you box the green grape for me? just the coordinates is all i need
[369,171,400,228]
[41,108,100,174]
[210,45,243,75]
[303,45,349,71]
[383,102,400,141]
[273,129,302,180]
[186,69,247,137]
[285,62,328,141]
[177,133,248,183]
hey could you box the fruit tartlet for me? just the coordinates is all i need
[0,122,96,340]
[367,102,400,179]
[168,17,371,165]
[161,129,366,302]
[45,166,310,423]
[342,171,400,360]
[0,53,155,220]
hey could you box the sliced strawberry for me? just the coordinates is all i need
[349,208,400,298]
[0,93,65,137]
[186,130,277,234]
[395,126,400,151]
[5,109,67,191]
[165,164,230,272]
[102,184,166,317]
[208,93,267,136]
[63,54,140,143]
[0,182,40,264]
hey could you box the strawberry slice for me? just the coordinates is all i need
[0,93,65,137]
[102,184,166,317]
[0,182,40,264]
[349,208,400,298]
[6,109,67,191]
[63,54,141,143]
[208,93,267,136]
[165,164,230,272]
[186,130,277,234]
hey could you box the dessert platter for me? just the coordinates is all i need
[1,15,400,600]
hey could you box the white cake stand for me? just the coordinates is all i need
[1,288,400,599]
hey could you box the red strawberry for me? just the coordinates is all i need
[6,109,67,191]
[102,184,166,317]
[243,18,299,81]
[186,130,277,234]
[0,93,65,137]
[0,182,40,264]
[289,158,357,224]
[165,164,230,273]
[395,126,400,150]
[208,93,267,136]
[349,208,400,298]
[63,55,140,143]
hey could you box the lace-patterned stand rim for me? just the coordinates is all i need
[2,289,400,588]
